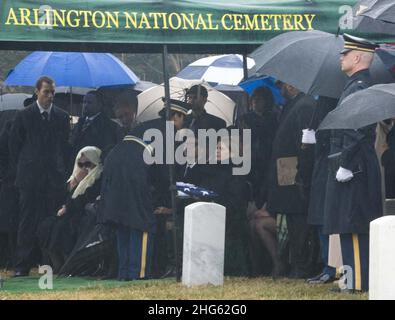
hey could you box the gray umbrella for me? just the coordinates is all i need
[318,83,395,130]
[250,30,393,99]
[0,93,30,111]
[353,0,395,35]
[250,30,345,99]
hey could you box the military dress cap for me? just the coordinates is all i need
[160,97,191,116]
[341,33,379,54]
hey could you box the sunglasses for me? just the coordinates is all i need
[77,161,94,169]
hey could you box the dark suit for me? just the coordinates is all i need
[9,102,70,272]
[70,113,122,167]
[185,109,227,133]
[266,93,318,278]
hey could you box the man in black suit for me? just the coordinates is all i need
[113,93,138,137]
[9,76,71,276]
[266,81,317,279]
[184,85,226,133]
[70,90,122,165]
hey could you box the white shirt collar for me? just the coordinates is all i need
[37,101,53,115]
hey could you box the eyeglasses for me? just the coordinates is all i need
[77,161,94,169]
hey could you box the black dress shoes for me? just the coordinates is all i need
[13,271,29,277]
[307,272,336,284]
[329,287,355,294]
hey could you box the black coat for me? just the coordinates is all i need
[183,163,250,276]
[185,109,227,133]
[266,93,316,214]
[9,103,70,190]
[381,125,395,198]
[70,113,122,163]
[323,69,383,234]
[0,120,19,233]
[98,137,156,233]
[238,111,278,207]
[38,177,102,255]
[307,97,338,225]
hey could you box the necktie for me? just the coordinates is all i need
[42,112,49,121]
[82,118,91,131]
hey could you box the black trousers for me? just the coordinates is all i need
[15,188,64,272]
[286,212,318,277]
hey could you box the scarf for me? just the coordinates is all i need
[68,146,103,199]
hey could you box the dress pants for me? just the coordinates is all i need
[340,233,369,291]
[116,226,153,280]
[15,188,64,273]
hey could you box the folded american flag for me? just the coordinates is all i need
[176,182,218,199]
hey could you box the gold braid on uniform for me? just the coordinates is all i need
[343,42,376,53]
[123,135,154,156]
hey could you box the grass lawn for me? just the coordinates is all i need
[0,270,367,300]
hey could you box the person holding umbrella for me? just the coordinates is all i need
[184,85,226,133]
[265,81,317,279]
[322,34,381,293]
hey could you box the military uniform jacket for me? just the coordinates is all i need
[266,93,316,214]
[323,69,383,234]
[131,118,172,209]
[98,136,156,233]
[9,103,70,190]
[307,97,338,225]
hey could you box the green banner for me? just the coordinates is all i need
[0,0,388,45]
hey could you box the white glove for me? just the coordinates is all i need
[302,129,316,144]
[336,167,354,182]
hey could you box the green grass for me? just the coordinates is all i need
[0,270,368,300]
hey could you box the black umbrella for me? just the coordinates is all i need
[376,44,395,72]
[249,30,391,99]
[352,0,395,35]
[318,83,395,130]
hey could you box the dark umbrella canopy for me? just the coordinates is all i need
[250,30,345,99]
[250,30,392,99]
[356,0,395,23]
[376,44,395,72]
[353,0,395,35]
[318,83,395,130]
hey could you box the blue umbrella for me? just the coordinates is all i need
[5,51,139,88]
[239,75,285,105]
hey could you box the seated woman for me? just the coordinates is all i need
[196,134,250,276]
[38,146,103,272]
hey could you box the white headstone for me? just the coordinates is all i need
[369,216,395,300]
[182,202,226,287]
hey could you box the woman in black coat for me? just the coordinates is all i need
[199,136,250,276]
[38,146,103,272]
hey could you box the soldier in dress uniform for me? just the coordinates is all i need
[130,99,190,278]
[323,34,382,292]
